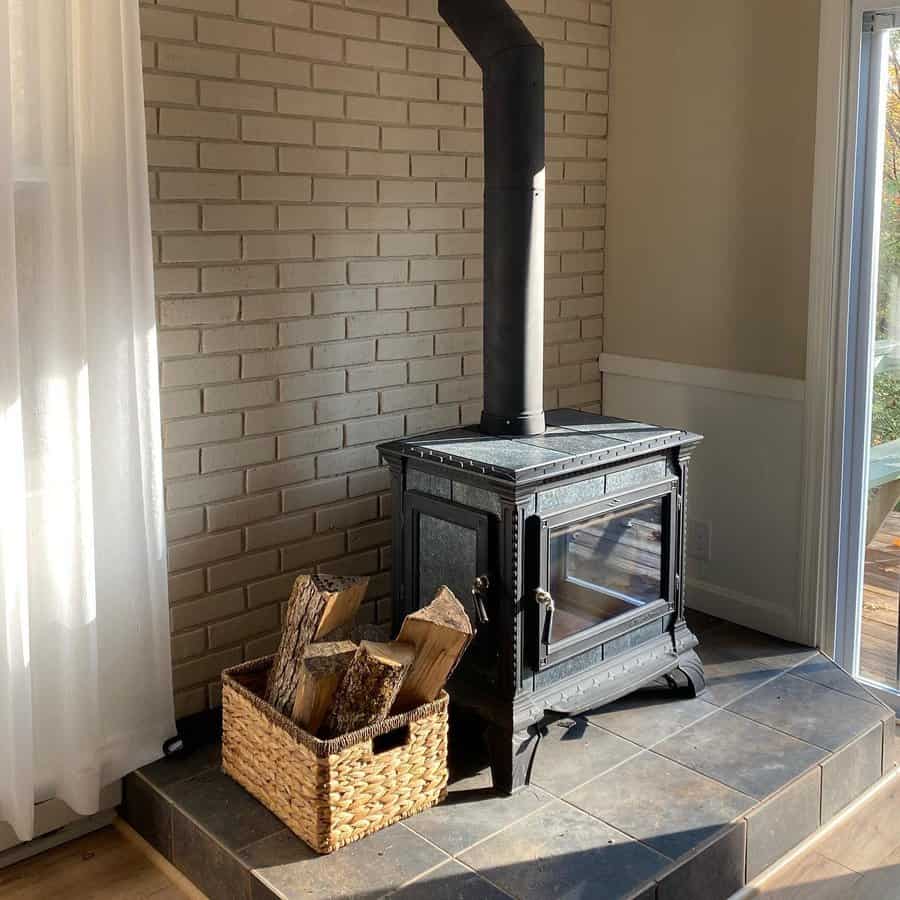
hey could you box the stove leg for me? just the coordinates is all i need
[486,724,541,794]
[674,649,706,697]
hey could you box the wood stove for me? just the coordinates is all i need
[377,0,705,793]
[379,412,705,793]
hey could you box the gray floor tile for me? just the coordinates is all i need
[242,824,448,900]
[745,766,821,880]
[727,673,887,751]
[173,808,251,900]
[684,608,726,634]
[165,768,285,852]
[404,771,551,856]
[697,642,786,707]
[822,724,884,821]
[655,821,746,900]
[121,773,172,860]
[530,717,641,795]
[389,859,509,899]
[585,693,718,748]
[141,739,221,789]
[566,750,753,860]
[459,800,669,900]
[654,708,827,798]
[791,655,886,706]
[698,623,815,673]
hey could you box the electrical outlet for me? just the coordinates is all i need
[686,519,711,561]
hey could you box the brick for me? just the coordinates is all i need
[242,114,312,145]
[408,48,463,78]
[408,0,441,20]
[313,6,376,38]
[169,531,242,571]
[348,467,390,496]
[277,423,343,458]
[246,512,314,550]
[348,207,407,231]
[409,355,460,382]
[348,149,409,177]
[410,258,462,281]
[409,101,463,128]
[438,376,482,403]
[317,497,378,532]
[161,388,203,419]
[347,520,391,552]
[161,296,239,327]
[159,172,238,200]
[169,569,207,603]
[348,259,408,284]
[377,334,433,360]
[238,0,310,27]
[409,306,462,332]
[379,180,435,204]
[201,143,275,172]
[435,181,481,204]
[141,8,194,41]
[312,338,375,368]
[381,17,437,47]
[348,0,405,12]
[279,317,346,345]
[173,647,243,690]
[201,204,272,232]
[381,383,435,412]
[280,369,346,400]
[158,329,200,358]
[277,86,343,118]
[165,448,200,478]
[438,78,481,105]
[316,232,377,260]
[313,288,376,315]
[162,356,240,387]
[168,507,206,543]
[240,53,311,87]
[279,204,346,230]
[159,0,235,12]
[315,121,379,149]
[279,146,346,175]
[435,330,480,354]
[244,399,314,434]
[242,174,311,201]
[281,533,345,569]
[283,476,347,512]
[565,113,607,136]
[436,281,481,305]
[208,605,281,648]
[409,207,461,230]
[407,404,459,434]
[347,362,407,391]
[202,264,278,293]
[274,27,342,61]
[202,323,277,353]
[161,234,240,263]
[380,232,435,257]
[345,39,406,71]
[198,17,273,52]
[247,457,315,492]
[312,178,377,203]
[378,284,433,308]
[243,233,313,261]
[242,347,310,378]
[152,202,200,233]
[346,311,406,338]
[379,72,436,101]
[382,127,438,152]
[280,259,347,287]
[204,380,277,412]
[317,444,379,478]
[207,493,281,531]
[200,437,275,472]
[159,43,237,78]
[167,471,244,509]
[144,73,197,106]
[207,550,279,591]
[200,80,273,112]
[411,154,465,179]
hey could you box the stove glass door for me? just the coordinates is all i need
[547,497,665,643]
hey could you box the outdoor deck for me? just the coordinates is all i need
[862,511,900,688]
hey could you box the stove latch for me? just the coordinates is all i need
[535,588,555,645]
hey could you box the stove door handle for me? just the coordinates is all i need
[535,588,555,645]
[471,574,491,627]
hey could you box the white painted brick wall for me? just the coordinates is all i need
[141,0,609,718]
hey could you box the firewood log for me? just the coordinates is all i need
[291,640,357,736]
[393,585,473,712]
[323,640,415,737]
[266,574,368,715]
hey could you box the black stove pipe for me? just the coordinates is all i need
[438,0,546,437]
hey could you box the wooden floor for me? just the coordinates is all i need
[861,511,900,688]
[0,823,197,900]
[750,764,900,899]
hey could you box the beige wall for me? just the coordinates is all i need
[604,0,819,380]
[140,0,610,718]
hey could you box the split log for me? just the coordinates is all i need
[393,585,473,712]
[323,640,415,737]
[266,574,368,715]
[291,640,358,736]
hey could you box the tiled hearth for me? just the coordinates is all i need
[122,614,896,900]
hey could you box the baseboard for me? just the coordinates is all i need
[0,809,117,870]
[687,579,802,643]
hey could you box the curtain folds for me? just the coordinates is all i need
[0,0,175,842]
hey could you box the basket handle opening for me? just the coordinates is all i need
[372,724,411,755]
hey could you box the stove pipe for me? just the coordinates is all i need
[439,0,546,437]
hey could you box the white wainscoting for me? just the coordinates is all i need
[599,353,808,643]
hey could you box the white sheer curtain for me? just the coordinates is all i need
[0,0,175,842]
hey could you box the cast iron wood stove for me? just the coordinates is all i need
[379,0,705,793]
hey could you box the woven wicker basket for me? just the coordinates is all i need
[221,655,449,854]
